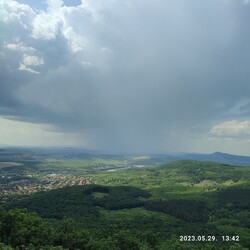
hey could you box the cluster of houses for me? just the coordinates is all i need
[0,174,94,195]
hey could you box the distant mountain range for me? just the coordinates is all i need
[151,151,250,166]
[0,145,250,166]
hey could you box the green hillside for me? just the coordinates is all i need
[1,160,250,249]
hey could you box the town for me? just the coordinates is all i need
[0,173,95,196]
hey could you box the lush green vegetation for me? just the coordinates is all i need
[1,158,250,249]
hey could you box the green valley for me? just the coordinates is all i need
[0,148,249,249]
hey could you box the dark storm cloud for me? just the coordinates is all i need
[1,0,250,153]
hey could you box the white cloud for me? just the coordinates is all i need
[22,55,44,66]
[18,64,40,74]
[18,54,44,74]
[210,120,250,137]
[63,26,84,52]
[0,0,35,28]
[32,12,63,40]
[5,43,22,50]
[5,42,36,52]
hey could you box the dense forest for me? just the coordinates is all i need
[0,159,250,249]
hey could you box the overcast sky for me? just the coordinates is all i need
[1,0,250,154]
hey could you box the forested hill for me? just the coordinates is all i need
[149,152,250,166]
[0,160,250,249]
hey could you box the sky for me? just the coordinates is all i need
[1,0,250,154]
